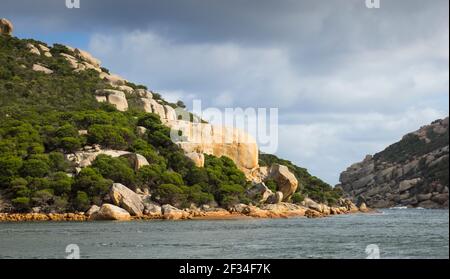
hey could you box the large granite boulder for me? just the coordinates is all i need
[0,18,13,36]
[90,204,131,221]
[267,164,298,201]
[109,183,144,216]
[95,89,128,111]
[74,48,101,68]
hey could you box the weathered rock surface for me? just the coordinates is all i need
[0,18,13,35]
[267,164,299,201]
[85,205,100,216]
[89,204,131,221]
[168,120,259,172]
[95,89,128,111]
[339,118,449,209]
[32,64,53,74]
[27,43,41,56]
[109,183,144,216]
[161,204,190,220]
[74,48,101,68]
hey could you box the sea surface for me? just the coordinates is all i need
[0,208,448,259]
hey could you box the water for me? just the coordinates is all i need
[0,209,448,259]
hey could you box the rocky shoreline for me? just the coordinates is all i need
[0,201,372,222]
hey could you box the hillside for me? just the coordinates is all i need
[338,118,449,209]
[0,28,343,215]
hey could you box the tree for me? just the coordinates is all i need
[91,155,136,187]
[20,159,50,178]
[73,167,112,198]
[50,172,73,195]
[152,184,186,206]
[73,191,90,211]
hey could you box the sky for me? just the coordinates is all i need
[2,0,449,185]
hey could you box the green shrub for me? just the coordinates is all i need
[153,184,186,206]
[291,192,305,204]
[91,155,136,187]
[73,191,90,211]
[20,159,50,178]
[12,197,30,211]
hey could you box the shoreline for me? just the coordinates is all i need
[0,204,375,222]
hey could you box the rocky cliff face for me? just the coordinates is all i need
[339,118,449,209]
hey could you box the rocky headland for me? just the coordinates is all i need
[338,118,449,209]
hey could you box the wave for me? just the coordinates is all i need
[389,206,409,210]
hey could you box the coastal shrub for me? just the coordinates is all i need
[265,179,277,192]
[72,167,112,200]
[20,159,50,178]
[136,164,164,189]
[48,152,68,172]
[183,184,214,205]
[49,172,73,195]
[160,171,184,186]
[291,192,305,204]
[152,184,186,206]
[31,189,54,207]
[0,156,23,187]
[11,197,31,211]
[73,191,90,211]
[87,124,134,150]
[91,155,136,187]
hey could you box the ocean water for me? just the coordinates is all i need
[0,208,448,259]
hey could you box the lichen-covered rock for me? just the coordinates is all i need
[74,48,101,68]
[85,205,100,216]
[90,204,131,221]
[95,89,128,111]
[109,183,144,216]
[32,64,53,74]
[27,43,41,56]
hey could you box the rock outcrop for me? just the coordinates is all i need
[32,64,53,74]
[0,18,13,36]
[109,183,144,216]
[95,89,128,111]
[89,204,131,221]
[168,120,259,171]
[339,118,449,209]
[267,164,299,201]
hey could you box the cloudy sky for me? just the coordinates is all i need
[3,0,449,184]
